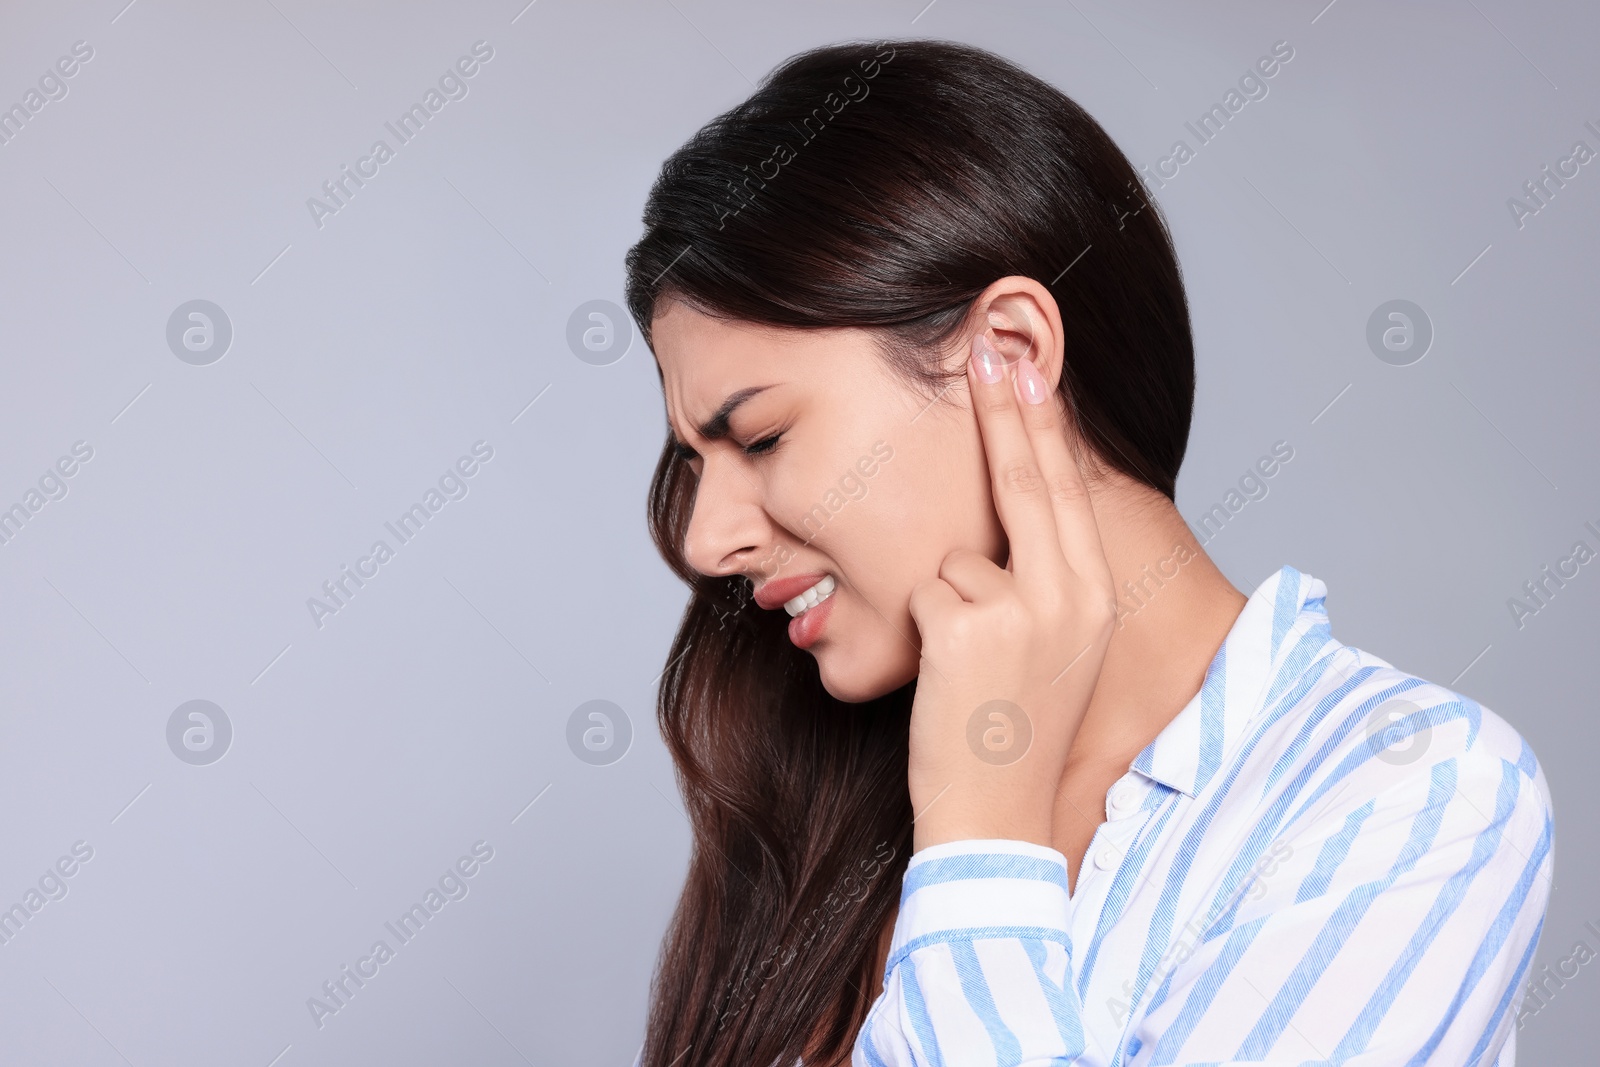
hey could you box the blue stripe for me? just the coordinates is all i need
[1270,565,1303,661]
[949,940,1021,1064]
[1145,921,1267,1062]
[1297,801,1376,903]
[903,854,1068,896]
[1146,916,1268,1063]
[1464,915,1544,1067]
[1404,805,1553,1066]
[1023,939,1085,1058]
[1259,624,1339,725]
[1515,737,1539,780]
[901,951,946,1067]
[1194,643,1228,794]
[859,997,894,1067]
[1132,741,1154,776]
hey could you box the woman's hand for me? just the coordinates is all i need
[906,318,1117,853]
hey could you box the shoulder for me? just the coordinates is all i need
[1251,640,1553,863]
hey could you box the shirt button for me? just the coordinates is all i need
[1109,785,1138,813]
[1095,845,1120,870]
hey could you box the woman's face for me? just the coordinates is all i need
[652,297,1007,703]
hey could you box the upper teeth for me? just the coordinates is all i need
[784,575,836,617]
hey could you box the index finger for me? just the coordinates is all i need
[973,324,1112,594]
[967,327,1071,588]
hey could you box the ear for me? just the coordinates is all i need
[959,275,1106,476]
[965,275,1066,399]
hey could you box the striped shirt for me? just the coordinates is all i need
[852,563,1554,1067]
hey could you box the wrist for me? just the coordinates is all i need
[913,810,1053,854]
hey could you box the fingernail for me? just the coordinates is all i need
[1015,357,1048,404]
[970,331,1003,384]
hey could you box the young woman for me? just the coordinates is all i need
[623,39,1553,1067]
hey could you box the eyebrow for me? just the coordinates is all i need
[668,385,775,455]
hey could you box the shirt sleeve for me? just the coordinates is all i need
[853,838,1089,1067]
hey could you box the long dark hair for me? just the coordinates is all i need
[624,38,1194,1067]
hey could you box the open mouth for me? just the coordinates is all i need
[785,575,837,650]
[783,574,836,617]
[753,571,839,650]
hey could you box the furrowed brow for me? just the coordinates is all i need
[668,385,775,453]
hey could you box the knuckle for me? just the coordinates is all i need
[975,596,1026,641]
[1085,592,1118,632]
[998,460,1043,496]
[942,611,977,645]
[1046,467,1089,509]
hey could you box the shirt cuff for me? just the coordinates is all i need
[886,839,1073,971]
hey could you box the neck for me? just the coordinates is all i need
[1067,471,1248,779]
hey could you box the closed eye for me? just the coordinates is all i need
[671,433,783,463]
[742,433,782,457]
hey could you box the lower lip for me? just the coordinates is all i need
[786,591,836,649]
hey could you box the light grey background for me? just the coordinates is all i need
[0,0,1594,1063]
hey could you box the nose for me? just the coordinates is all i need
[681,454,773,580]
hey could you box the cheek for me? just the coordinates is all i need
[874,422,998,560]
[832,439,994,599]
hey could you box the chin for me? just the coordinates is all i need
[812,645,915,704]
